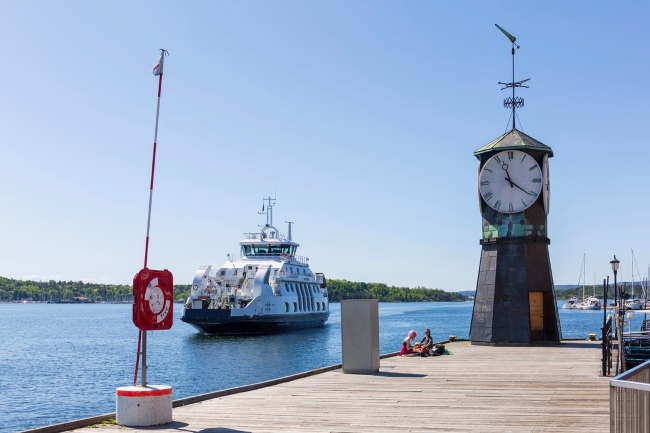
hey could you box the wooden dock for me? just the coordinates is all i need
[72,340,610,433]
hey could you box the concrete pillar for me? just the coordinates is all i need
[116,385,172,426]
[341,299,379,374]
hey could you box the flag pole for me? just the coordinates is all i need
[135,48,169,387]
[144,48,168,270]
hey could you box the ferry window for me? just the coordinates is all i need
[283,302,289,313]
[290,283,295,292]
[233,270,237,276]
[248,266,253,270]
[220,270,226,276]
[292,302,297,312]
[284,283,289,292]
[241,245,252,256]
[316,302,320,311]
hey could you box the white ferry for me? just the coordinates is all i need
[181,199,330,334]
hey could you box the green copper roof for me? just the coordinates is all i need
[474,128,553,159]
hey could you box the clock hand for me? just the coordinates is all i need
[509,179,532,195]
[501,163,532,195]
[501,164,515,187]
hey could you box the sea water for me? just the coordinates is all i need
[0,301,625,432]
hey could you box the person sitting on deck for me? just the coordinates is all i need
[400,330,417,355]
[419,329,434,352]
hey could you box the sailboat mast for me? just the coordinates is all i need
[593,271,596,297]
[582,253,586,301]
[631,249,635,300]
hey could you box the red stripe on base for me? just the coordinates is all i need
[116,388,172,397]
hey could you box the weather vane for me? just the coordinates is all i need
[495,24,530,130]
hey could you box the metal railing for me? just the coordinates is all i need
[603,316,613,376]
[610,359,650,432]
[235,252,309,265]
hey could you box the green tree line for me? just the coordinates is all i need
[0,276,190,302]
[326,279,466,302]
[1,276,465,303]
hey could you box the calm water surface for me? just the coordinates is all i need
[0,301,621,432]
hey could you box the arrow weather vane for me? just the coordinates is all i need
[495,24,530,130]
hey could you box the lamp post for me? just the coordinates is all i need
[611,256,619,312]
[611,255,624,372]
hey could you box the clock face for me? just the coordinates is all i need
[478,150,543,213]
[147,284,165,315]
[542,154,550,215]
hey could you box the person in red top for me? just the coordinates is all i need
[400,330,417,355]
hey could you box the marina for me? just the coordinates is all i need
[3,4,650,433]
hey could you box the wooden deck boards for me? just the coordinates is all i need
[74,340,611,433]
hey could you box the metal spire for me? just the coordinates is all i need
[495,24,530,130]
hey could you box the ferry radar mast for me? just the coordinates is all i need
[285,221,294,241]
[258,196,276,227]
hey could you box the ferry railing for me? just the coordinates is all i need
[237,252,309,265]
[610,359,650,432]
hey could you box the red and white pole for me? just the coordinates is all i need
[135,49,168,387]
[144,49,167,269]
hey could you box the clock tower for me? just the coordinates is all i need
[469,25,561,345]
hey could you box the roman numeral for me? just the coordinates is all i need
[508,151,513,160]
[484,192,493,201]
[521,154,527,162]
[532,178,542,183]
[481,181,490,185]
[494,155,501,163]
[484,168,493,173]
[521,199,527,207]
[509,203,514,212]
[529,191,538,197]
[529,165,537,171]
[494,200,501,210]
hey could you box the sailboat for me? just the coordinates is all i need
[624,250,644,311]
[578,271,601,310]
[563,254,601,310]
[563,254,586,310]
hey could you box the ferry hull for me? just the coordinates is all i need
[181,308,330,335]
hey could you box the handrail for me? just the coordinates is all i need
[602,316,613,376]
[235,252,309,265]
[609,359,650,432]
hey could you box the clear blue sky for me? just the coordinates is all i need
[1,1,648,291]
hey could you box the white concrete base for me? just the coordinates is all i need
[116,385,172,426]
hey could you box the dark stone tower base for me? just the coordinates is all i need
[470,238,562,345]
